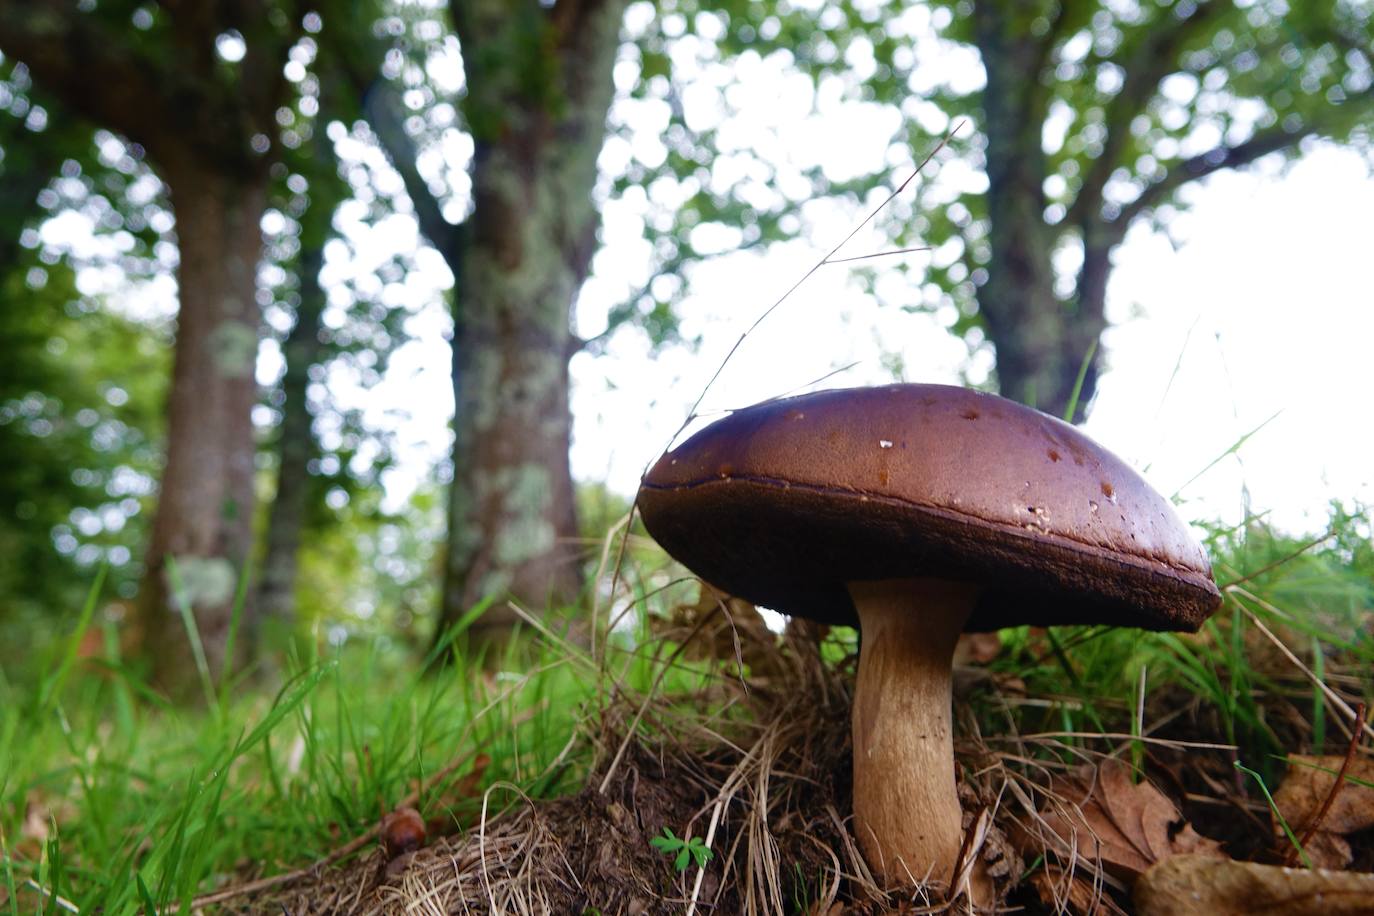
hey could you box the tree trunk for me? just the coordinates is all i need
[972,0,1107,422]
[434,0,626,645]
[1,3,295,695]
[136,155,266,693]
[255,240,324,642]
[440,237,583,638]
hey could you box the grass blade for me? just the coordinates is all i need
[1171,409,1283,500]
[1061,339,1098,422]
[164,557,219,710]
[2,826,19,916]
[37,565,107,714]
[218,555,253,710]
[1235,760,1311,868]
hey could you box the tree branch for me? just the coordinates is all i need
[0,1,291,172]
[1112,124,1307,231]
[361,81,461,254]
[1066,0,1229,229]
[0,1,169,145]
[320,1,460,255]
[1033,0,1092,84]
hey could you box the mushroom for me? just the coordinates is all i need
[637,384,1221,904]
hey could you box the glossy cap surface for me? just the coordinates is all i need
[639,384,1221,631]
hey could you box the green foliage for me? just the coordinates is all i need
[291,485,443,649]
[649,826,713,872]
[256,69,415,508]
[0,495,1369,909]
[0,53,175,673]
[0,281,166,675]
[984,500,1374,774]
[0,599,607,911]
[602,0,1374,384]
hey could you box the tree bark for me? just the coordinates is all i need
[427,0,626,644]
[972,0,1106,422]
[966,0,1333,422]
[136,154,268,691]
[1,3,295,694]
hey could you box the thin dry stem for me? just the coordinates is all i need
[1288,701,1368,866]
[1230,586,1374,744]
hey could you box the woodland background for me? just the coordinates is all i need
[1,0,1371,696]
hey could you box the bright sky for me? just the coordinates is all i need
[1086,146,1374,532]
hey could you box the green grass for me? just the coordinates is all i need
[982,503,1374,781]
[0,596,698,913]
[2,502,1371,912]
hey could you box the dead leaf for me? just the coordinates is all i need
[431,753,491,828]
[1021,759,1225,882]
[1275,754,1374,836]
[22,798,49,844]
[654,585,781,672]
[1294,829,1352,870]
[1134,853,1374,916]
[11,794,54,860]
[453,753,491,800]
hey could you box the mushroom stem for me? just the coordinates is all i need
[849,577,991,905]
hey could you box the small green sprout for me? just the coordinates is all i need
[650,827,713,872]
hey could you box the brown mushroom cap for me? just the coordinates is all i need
[639,384,1221,632]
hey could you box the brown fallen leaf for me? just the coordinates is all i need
[1272,753,1374,869]
[448,752,491,802]
[1134,853,1374,916]
[1275,754,1374,836]
[1294,829,1353,870]
[1023,759,1225,882]
[421,751,492,836]
[22,797,50,844]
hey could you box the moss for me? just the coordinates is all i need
[494,513,556,568]
[208,319,258,378]
[166,554,237,609]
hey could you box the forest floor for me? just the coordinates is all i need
[270,581,1374,915]
[3,512,1373,914]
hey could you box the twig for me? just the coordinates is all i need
[24,879,79,913]
[684,798,725,916]
[983,732,1239,751]
[1287,701,1367,867]
[824,244,931,265]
